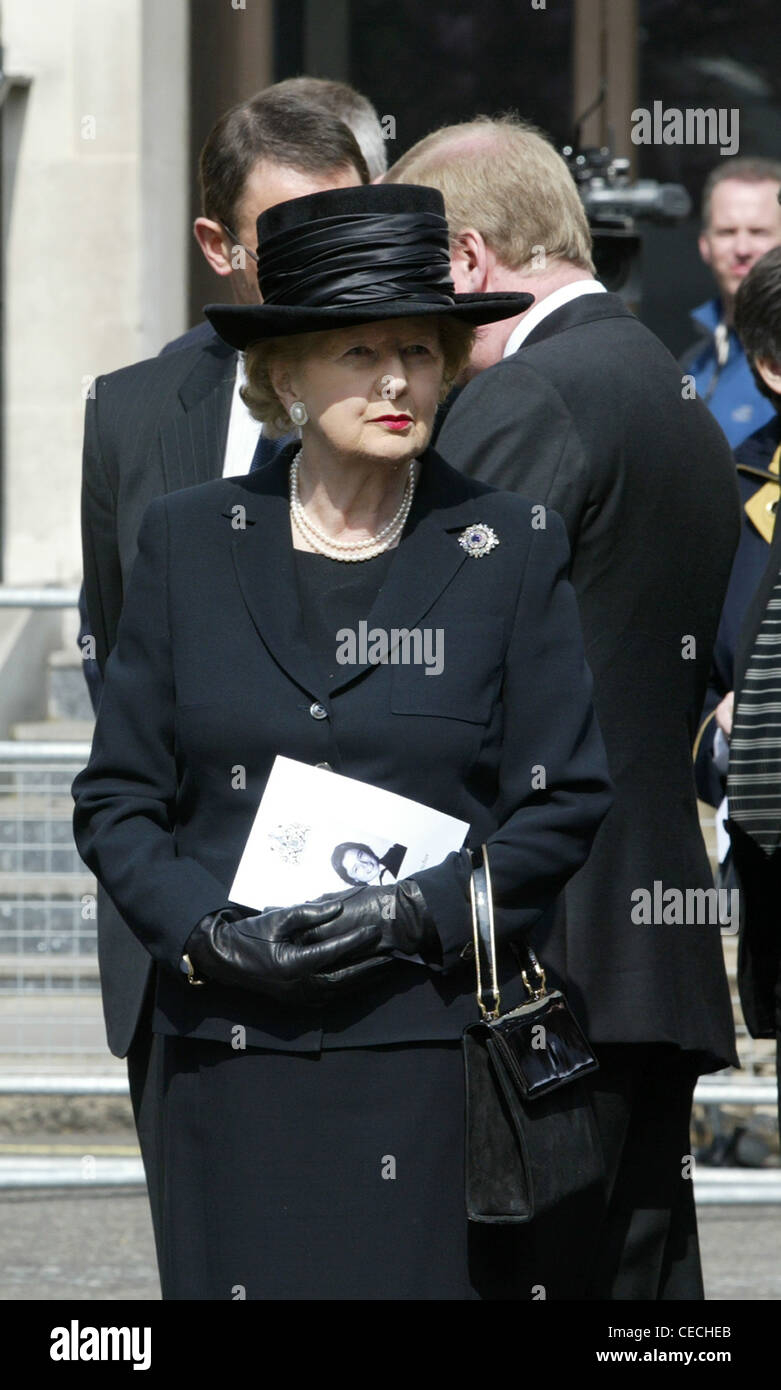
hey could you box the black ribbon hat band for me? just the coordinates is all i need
[205,184,533,348]
[258,211,457,309]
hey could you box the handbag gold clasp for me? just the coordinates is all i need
[478,994,501,1023]
[521,960,547,1001]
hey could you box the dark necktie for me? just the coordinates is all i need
[249,431,293,473]
[727,568,781,854]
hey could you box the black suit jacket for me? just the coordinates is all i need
[72,446,612,1053]
[80,329,236,1055]
[82,329,236,674]
[728,485,781,1038]
[435,291,741,1069]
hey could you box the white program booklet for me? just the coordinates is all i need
[229,755,469,911]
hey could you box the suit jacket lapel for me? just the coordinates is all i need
[159,338,236,491]
[226,446,476,700]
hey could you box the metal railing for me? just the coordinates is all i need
[0,1072,775,1192]
[0,741,91,760]
[0,732,776,1197]
[0,589,99,1060]
[0,752,103,1074]
[0,588,80,608]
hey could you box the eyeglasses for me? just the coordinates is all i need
[219,220,259,263]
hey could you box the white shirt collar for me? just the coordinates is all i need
[222,350,263,477]
[503,279,607,358]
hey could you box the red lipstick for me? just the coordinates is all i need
[373,414,413,430]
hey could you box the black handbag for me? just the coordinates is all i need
[463,844,605,1224]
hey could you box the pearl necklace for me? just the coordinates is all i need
[289,450,417,561]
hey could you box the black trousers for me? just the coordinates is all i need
[584,1043,704,1301]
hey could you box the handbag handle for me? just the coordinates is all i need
[469,844,501,1020]
[469,844,549,1021]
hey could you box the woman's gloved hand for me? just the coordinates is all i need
[302,880,440,963]
[183,901,388,1002]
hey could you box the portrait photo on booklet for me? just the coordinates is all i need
[229,756,468,911]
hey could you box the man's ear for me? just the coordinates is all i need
[450,228,490,293]
[193,217,234,277]
[755,355,781,396]
[698,231,713,269]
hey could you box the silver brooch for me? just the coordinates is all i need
[458,523,500,558]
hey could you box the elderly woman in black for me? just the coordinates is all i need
[72,184,612,1301]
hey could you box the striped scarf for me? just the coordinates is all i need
[727,571,781,854]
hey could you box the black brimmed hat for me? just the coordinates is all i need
[204,183,533,349]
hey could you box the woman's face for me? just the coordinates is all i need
[341,847,380,884]
[275,317,446,466]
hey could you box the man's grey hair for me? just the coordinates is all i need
[272,76,387,180]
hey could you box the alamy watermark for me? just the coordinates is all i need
[336,621,444,675]
[631,102,739,156]
[50,1320,151,1371]
[630,880,738,934]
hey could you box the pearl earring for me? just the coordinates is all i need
[289,401,308,426]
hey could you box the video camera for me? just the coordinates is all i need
[562,104,691,300]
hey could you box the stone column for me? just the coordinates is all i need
[1,0,188,585]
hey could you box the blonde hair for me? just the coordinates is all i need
[386,114,595,275]
[241,317,476,435]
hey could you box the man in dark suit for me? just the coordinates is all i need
[82,85,373,687]
[79,82,379,704]
[728,514,781,1120]
[79,85,374,1265]
[719,247,781,1119]
[695,249,781,822]
[694,418,781,811]
[680,157,781,449]
[387,114,742,1299]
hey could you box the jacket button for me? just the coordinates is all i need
[309,701,328,720]
[315,762,333,771]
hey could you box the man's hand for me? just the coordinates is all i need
[715,690,734,738]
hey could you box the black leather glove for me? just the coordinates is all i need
[302,880,440,963]
[183,901,388,1003]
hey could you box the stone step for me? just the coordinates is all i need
[0,873,94,895]
[0,954,98,978]
[0,794,74,818]
[47,649,94,722]
[0,779,91,878]
[0,843,85,874]
[9,719,93,743]
[0,889,97,967]
[0,722,91,793]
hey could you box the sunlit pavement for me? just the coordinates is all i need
[0,1187,779,1301]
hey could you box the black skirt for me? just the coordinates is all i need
[152,1034,561,1300]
